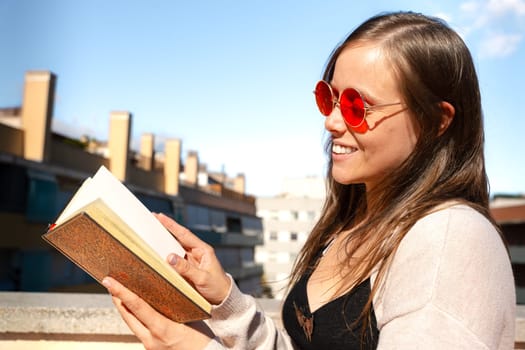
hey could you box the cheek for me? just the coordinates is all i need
[385,141,416,169]
[364,121,418,170]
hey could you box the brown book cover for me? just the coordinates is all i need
[43,212,211,323]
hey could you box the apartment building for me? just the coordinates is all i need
[0,70,263,295]
[255,176,325,299]
[491,195,525,304]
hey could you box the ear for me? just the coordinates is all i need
[437,101,455,136]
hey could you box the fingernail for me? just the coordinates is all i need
[102,277,111,289]
[168,254,178,265]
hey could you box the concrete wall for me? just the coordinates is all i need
[0,292,522,349]
[127,166,164,193]
[49,137,108,174]
[0,292,281,349]
[0,124,23,157]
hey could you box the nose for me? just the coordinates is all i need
[324,107,347,135]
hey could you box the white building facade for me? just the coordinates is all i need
[255,176,325,299]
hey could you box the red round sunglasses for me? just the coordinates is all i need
[314,80,403,132]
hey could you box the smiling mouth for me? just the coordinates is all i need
[332,144,357,154]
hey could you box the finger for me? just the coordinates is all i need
[112,295,151,342]
[104,277,151,341]
[167,253,208,283]
[155,213,210,250]
[167,254,231,305]
[186,247,207,265]
[103,276,171,334]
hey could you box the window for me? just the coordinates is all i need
[269,231,278,241]
[307,211,316,221]
[226,216,242,233]
[290,232,298,241]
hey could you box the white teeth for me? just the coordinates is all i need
[333,144,357,154]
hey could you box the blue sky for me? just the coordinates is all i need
[1,0,524,197]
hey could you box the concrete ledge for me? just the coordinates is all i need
[0,291,522,346]
[0,291,283,348]
[517,304,525,345]
[0,292,133,339]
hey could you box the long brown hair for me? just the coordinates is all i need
[289,11,499,341]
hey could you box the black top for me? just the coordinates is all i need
[282,262,379,349]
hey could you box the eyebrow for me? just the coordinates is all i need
[332,81,382,104]
[343,86,381,104]
[356,87,381,103]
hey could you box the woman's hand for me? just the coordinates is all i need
[103,276,215,350]
[103,214,230,349]
[155,213,232,305]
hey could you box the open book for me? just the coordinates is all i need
[42,166,211,323]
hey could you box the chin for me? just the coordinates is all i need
[331,173,361,186]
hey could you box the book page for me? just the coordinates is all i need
[55,177,93,225]
[55,166,185,259]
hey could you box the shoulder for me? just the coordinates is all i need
[415,203,496,235]
[392,204,508,263]
[373,204,515,348]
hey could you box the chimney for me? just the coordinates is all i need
[21,71,56,162]
[233,173,246,194]
[139,133,155,171]
[184,151,199,186]
[108,111,132,181]
[164,139,181,196]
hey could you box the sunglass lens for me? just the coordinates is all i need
[340,88,365,126]
[315,81,333,116]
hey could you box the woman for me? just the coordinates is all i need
[102,11,516,349]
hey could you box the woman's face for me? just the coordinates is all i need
[326,43,418,191]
